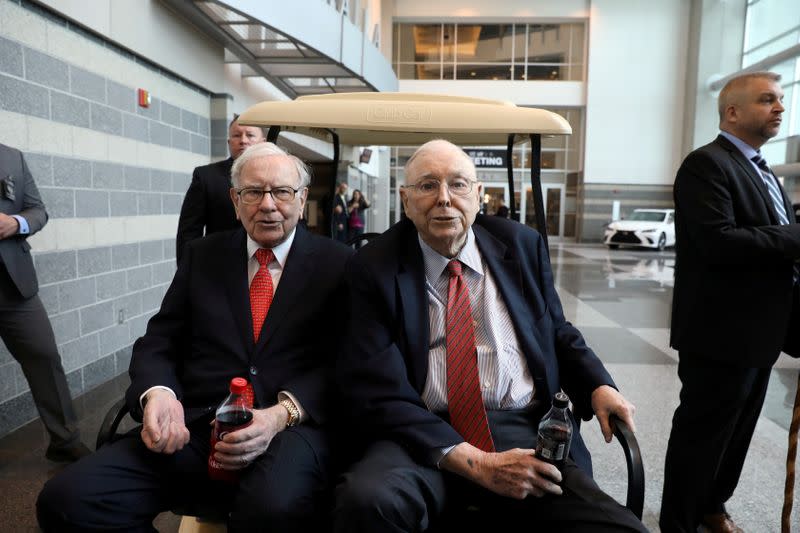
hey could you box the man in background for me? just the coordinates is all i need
[0,143,89,463]
[662,71,800,533]
[176,116,266,261]
[332,181,349,243]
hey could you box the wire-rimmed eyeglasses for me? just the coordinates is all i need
[402,178,478,197]
[235,186,304,205]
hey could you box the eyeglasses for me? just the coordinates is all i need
[402,178,478,197]
[235,186,304,205]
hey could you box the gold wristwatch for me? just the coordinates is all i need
[279,398,300,428]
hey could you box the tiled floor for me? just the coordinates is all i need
[1,243,798,532]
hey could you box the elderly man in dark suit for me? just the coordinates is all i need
[0,143,89,463]
[333,140,646,532]
[661,72,800,533]
[175,116,266,262]
[38,143,352,532]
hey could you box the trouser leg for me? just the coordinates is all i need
[660,359,766,532]
[0,287,78,447]
[37,425,227,532]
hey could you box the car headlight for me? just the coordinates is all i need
[640,228,657,233]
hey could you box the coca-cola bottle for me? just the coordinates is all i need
[208,377,253,482]
[535,391,573,470]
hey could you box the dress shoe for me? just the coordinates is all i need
[701,512,744,533]
[45,441,92,463]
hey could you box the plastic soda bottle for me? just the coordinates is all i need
[208,377,253,482]
[535,391,573,470]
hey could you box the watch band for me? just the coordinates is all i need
[279,398,300,427]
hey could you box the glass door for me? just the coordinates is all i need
[520,184,565,238]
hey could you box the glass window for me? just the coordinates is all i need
[392,22,585,81]
[744,0,800,52]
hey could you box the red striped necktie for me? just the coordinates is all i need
[445,259,495,452]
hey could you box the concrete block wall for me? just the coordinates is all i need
[0,0,213,437]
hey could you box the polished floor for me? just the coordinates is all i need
[1,243,798,532]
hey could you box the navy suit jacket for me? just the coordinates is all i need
[338,216,614,471]
[0,144,48,299]
[670,135,800,366]
[176,158,239,262]
[127,226,352,428]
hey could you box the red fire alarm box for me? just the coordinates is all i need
[137,89,151,108]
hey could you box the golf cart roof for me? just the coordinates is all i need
[237,92,572,146]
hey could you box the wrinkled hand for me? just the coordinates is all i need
[441,444,562,499]
[0,214,19,239]
[212,404,287,470]
[141,389,190,454]
[591,384,636,443]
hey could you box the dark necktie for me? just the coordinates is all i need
[752,154,799,283]
[445,260,495,452]
[752,154,790,225]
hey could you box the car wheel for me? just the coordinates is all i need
[608,244,619,250]
[657,233,666,251]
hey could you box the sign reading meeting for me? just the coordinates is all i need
[465,149,507,168]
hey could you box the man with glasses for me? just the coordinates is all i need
[176,116,266,262]
[38,143,352,532]
[334,140,646,532]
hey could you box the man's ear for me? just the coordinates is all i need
[229,187,241,220]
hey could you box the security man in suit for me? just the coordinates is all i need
[175,116,266,262]
[661,71,800,533]
[37,142,352,532]
[0,143,89,463]
[333,140,646,532]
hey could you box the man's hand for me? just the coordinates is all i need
[212,404,288,470]
[440,443,563,499]
[591,384,636,443]
[0,214,19,239]
[141,389,189,454]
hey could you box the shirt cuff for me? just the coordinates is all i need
[10,215,28,234]
[277,390,307,424]
[139,386,177,409]
[432,445,457,468]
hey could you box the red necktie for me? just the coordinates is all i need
[250,248,274,342]
[446,260,495,452]
[244,248,274,408]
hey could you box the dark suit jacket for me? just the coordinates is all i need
[670,134,800,367]
[0,144,48,299]
[127,226,353,427]
[176,158,238,262]
[337,216,614,471]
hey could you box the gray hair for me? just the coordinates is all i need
[404,139,476,180]
[231,142,311,188]
[718,71,782,122]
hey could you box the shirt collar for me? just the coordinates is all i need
[246,227,296,268]
[720,130,760,161]
[418,228,482,285]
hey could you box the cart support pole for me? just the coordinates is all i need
[529,134,548,251]
[506,135,516,221]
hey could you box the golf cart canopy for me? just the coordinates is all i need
[237,92,572,246]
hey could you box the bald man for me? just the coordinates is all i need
[661,72,800,533]
[334,140,646,532]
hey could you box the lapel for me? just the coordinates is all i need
[473,223,546,374]
[223,229,254,358]
[717,135,779,224]
[396,228,429,391]
[254,226,314,354]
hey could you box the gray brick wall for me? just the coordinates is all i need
[0,40,211,154]
[0,0,212,439]
[0,239,176,437]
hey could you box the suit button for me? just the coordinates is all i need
[249,366,258,376]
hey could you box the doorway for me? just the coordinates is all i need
[520,184,565,238]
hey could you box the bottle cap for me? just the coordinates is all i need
[230,377,248,394]
[553,391,569,408]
